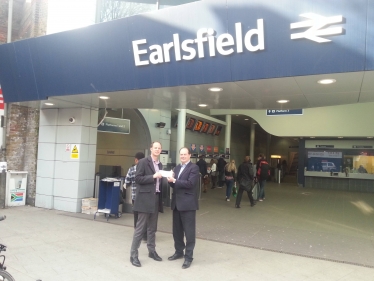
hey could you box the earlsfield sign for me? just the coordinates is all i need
[132,20,264,66]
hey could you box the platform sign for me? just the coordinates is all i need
[71,144,79,159]
[266,109,303,116]
[98,117,130,134]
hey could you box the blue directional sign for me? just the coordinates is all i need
[266,109,303,116]
[98,117,130,134]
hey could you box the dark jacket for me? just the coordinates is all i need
[133,156,164,213]
[217,157,227,172]
[169,162,200,211]
[237,161,254,183]
[196,158,207,176]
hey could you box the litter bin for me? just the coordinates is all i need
[5,171,28,207]
[94,179,122,221]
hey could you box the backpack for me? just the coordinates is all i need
[257,160,270,180]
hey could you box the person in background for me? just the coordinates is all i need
[217,156,227,188]
[256,153,270,202]
[125,152,146,241]
[235,156,256,208]
[203,165,211,193]
[196,155,207,192]
[130,141,164,267]
[224,159,237,202]
[210,159,217,189]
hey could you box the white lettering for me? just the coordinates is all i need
[181,39,196,60]
[132,19,267,66]
[194,28,209,58]
[173,34,181,61]
[132,39,149,66]
[244,19,265,52]
[149,45,164,64]
[216,33,235,55]
[235,22,243,53]
[207,28,216,57]
[163,42,174,63]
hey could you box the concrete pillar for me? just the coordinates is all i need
[250,120,255,161]
[35,107,98,212]
[177,109,186,153]
[225,115,231,154]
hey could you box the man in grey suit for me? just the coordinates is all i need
[167,147,200,269]
[130,141,164,267]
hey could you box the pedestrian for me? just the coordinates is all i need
[203,165,211,192]
[217,156,227,188]
[224,159,237,202]
[196,155,207,192]
[124,152,146,241]
[167,147,200,269]
[256,153,270,202]
[210,159,217,189]
[130,141,164,267]
[235,156,256,208]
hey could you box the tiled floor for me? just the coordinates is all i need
[88,176,374,268]
[0,180,374,281]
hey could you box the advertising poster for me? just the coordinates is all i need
[206,145,212,153]
[307,151,342,172]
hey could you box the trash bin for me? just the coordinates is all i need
[5,171,28,207]
[94,179,122,221]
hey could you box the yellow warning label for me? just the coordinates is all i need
[71,145,79,159]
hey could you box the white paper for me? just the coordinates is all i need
[159,170,173,178]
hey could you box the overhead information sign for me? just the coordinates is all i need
[98,117,130,134]
[266,109,303,116]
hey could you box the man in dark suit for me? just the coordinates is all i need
[130,141,164,267]
[167,147,200,269]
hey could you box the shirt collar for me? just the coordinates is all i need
[181,161,190,167]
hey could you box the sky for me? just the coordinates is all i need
[47,0,97,34]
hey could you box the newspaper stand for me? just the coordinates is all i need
[94,178,122,221]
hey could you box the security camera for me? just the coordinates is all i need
[69,117,75,124]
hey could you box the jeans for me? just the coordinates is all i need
[258,180,266,199]
[225,179,234,199]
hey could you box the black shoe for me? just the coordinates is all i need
[149,251,162,261]
[130,257,141,267]
[235,205,240,208]
[168,253,184,261]
[182,260,192,269]
[250,202,256,207]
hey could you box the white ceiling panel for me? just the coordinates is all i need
[305,92,360,107]
[294,72,364,95]
[235,77,302,97]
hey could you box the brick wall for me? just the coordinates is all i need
[6,104,39,206]
[0,0,48,206]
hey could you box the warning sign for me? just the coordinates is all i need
[71,144,79,159]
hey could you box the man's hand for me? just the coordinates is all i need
[153,172,163,179]
[167,176,176,183]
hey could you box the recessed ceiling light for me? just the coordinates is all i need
[44,103,54,106]
[198,104,207,107]
[318,79,336,85]
[244,118,249,120]
[236,115,239,116]
[208,87,223,92]
[253,122,257,124]
[99,96,109,100]
[338,137,343,138]
[310,137,315,138]
[277,100,289,103]
[367,137,373,139]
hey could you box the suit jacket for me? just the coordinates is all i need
[169,162,200,211]
[133,156,164,213]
